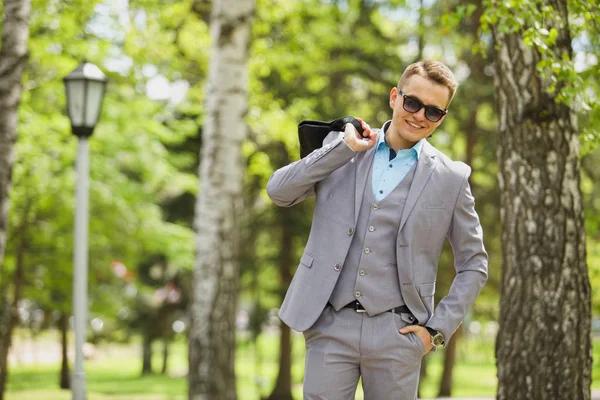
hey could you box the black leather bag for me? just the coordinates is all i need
[298,116,365,158]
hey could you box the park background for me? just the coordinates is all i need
[0,0,599,399]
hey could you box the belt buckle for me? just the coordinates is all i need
[354,302,367,313]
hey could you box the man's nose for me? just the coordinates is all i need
[412,107,427,121]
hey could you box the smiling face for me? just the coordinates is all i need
[387,74,451,150]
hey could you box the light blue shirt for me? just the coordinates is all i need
[372,121,423,201]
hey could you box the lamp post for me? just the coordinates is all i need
[64,61,107,400]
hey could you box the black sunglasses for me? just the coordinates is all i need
[397,88,447,122]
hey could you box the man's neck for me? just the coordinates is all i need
[385,127,417,152]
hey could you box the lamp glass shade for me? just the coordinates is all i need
[64,62,107,137]
[65,79,85,127]
[83,80,105,127]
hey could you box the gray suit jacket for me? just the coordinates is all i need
[266,131,488,341]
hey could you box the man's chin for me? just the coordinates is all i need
[399,130,424,143]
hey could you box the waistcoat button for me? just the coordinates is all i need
[348,228,354,235]
[333,263,341,271]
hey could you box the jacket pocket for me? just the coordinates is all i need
[418,282,436,297]
[300,252,314,268]
[422,202,446,209]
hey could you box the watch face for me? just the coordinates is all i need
[432,334,444,346]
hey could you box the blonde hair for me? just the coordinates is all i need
[397,61,458,108]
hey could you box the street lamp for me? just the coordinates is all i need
[64,61,107,400]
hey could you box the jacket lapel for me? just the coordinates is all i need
[353,138,377,224]
[399,141,437,232]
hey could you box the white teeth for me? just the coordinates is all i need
[407,121,421,129]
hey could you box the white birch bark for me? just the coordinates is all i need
[0,0,31,279]
[0,1,31,399]
[188,0,255,399]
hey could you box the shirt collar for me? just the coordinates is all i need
[377,120,423,160]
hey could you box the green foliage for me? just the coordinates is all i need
[480,0,600,151]
[440,4,477,31]
[3,1,599,396]
[3,0,197,337]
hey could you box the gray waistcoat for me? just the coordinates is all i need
[328,161,417,315]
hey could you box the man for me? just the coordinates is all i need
[266,60,488,400]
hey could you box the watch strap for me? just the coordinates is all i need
[425,327,438,337]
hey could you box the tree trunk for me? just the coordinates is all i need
[187,1,255,399]
[141,333,153,375]
[266,208,294,400]
[415,0,425,62]
[267,323,293,400]
[492,1,592,399]
[436,9,485,387]
[417,356,428,398]
[0,0,31,280]
[437,5,485,388]
[0,297,8,400]
[161,339,169,375]
[438,325,461,397]
[0,3,31,397]
[59,312,70,389]
[0,230,27,400]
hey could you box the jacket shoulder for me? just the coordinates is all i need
[427,142,471,179]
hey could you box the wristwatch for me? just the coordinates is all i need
[425,327,445,348]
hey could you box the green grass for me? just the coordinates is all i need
[6,332,600,399]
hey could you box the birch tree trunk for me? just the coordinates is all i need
[492,1,592,398]
[0,2,31,399]
[188,0,255,399]
[0,0,30,278]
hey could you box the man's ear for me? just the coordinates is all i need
[389,87,397,108]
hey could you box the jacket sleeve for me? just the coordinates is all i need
[266,132,356,207]
[425,165,488,341]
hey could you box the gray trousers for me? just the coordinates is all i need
[302,306,425,400]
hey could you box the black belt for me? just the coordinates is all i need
[336,300,411,316]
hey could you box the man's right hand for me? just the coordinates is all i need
[343,117,378,152]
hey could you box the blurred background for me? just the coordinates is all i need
[0,0,598,399]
